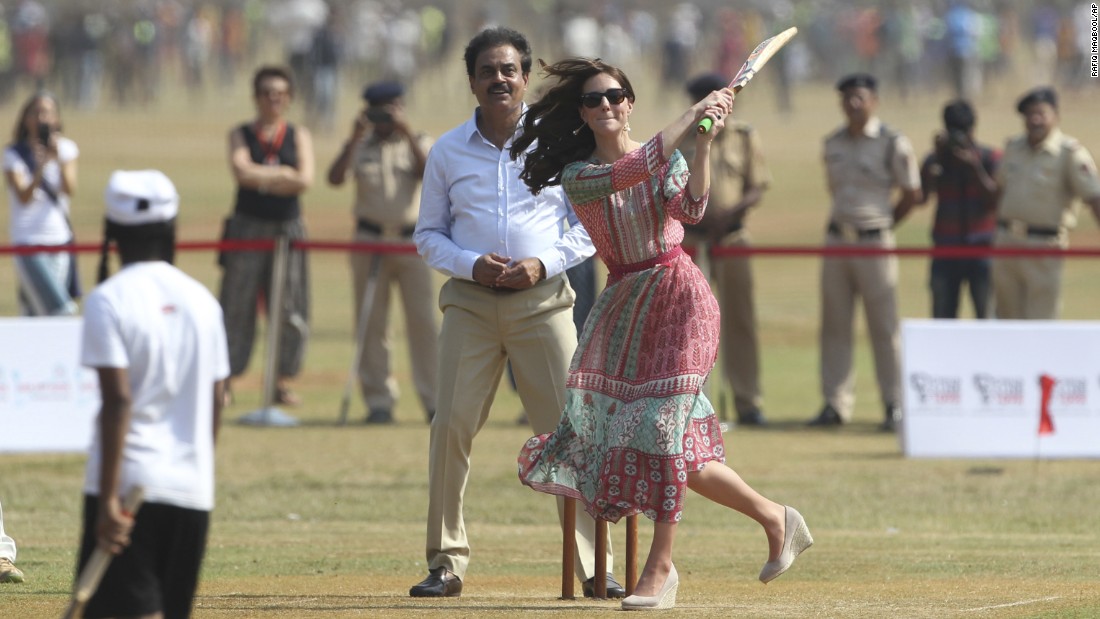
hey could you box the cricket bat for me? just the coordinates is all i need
[60,486,145,619]
[697,26,798,133]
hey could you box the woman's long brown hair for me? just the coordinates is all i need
[510,58,635,195]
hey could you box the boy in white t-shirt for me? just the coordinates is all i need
[77,170,230,619]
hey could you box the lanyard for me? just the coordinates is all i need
[255,121,287,165]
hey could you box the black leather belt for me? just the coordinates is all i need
[827,222,886,239]
[997,219,1059,238]
[357,218,416,237]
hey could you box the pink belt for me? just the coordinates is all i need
[607,246,685,277]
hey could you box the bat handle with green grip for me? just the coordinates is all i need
[695,84,743,134]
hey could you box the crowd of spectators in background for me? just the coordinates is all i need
[0,0,1093,125]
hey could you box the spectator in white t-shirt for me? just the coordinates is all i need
[77,170,230,619]
[3,91,80,315]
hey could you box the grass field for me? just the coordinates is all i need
[1,55,1099,618]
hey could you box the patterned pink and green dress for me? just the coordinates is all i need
[518,134,726,524]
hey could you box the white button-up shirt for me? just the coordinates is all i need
[415,107,594,280]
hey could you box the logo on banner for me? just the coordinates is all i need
[12,365,72,405]
[1036,373,1089,436]
[1052,376,1088,406]
[1039,374,1056,435]
[973,374,1024,406]
[909,373,961,405]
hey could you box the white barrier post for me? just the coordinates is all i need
[239,235,299,427]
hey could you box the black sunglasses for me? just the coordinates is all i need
[580,88,630,108]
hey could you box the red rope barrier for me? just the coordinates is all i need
[294,240,420,254]
[1,240,1096,259]
[0,239,411,256]
[179,239,276,252]
[708,245,1100,258]
[0,239,277,255]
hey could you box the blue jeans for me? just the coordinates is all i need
[930,257,991,319]
[15,249,78,316]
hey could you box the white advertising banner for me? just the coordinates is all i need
[0,317,99,453]
[901,319,1100,458]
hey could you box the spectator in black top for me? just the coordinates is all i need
[218,65,314,413]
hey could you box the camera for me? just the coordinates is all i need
[36,123,51,145]
[946,129,969,150]
[366,108,393,124]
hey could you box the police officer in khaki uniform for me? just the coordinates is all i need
[808,74,921,432]
[327,81,438,424]
[681,73,771,426]
[993,87,1100,320]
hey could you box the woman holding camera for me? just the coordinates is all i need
[3,91,80,316]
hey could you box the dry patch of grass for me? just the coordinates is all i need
[5,425,1100,618]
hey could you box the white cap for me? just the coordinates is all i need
[104,170,179,225]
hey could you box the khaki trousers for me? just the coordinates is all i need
[350,234,438,415]
[991,229,1065,320]
[426,275,609,580]
[689,233,762,414]
[819,232,901,420]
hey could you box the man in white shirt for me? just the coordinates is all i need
[77,170,230,618]
[410,27,617,598]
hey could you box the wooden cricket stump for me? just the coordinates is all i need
[561,497,638,600]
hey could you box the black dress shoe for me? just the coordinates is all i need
[582,572,626,599]
[881,405,901,432]
[409,567,462,597]
[807,404,843,427]
[737,408,767,426]
[365,408,394,424]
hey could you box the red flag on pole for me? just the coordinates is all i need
[1038,374,1056,435]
